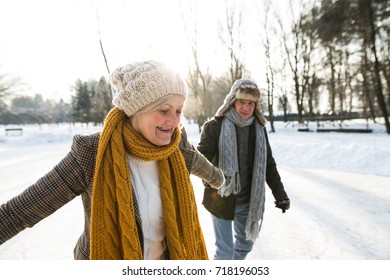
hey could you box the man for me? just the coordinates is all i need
[198,79,290,260]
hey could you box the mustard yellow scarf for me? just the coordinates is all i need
[90,107,208,260]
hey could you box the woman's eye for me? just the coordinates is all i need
[176,110,182,116]
[160,110,169,115]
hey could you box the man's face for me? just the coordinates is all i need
[233,99,256,120]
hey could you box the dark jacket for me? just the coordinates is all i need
[197,116,288,220]
[0,128,221,259]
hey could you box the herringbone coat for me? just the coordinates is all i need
[0,127,222,259]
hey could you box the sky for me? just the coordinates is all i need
[0,0,293,103]
[0,0,230,101]
[0,120,389,278]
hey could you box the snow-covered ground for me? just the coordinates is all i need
[0,119,389,262]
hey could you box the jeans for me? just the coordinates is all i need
[211,202,254,260]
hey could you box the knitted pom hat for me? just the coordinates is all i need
[111,60,186,117]
[215,79,266,125]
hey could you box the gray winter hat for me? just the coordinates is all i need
[215,79,266,124]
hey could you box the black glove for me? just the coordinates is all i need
[275,198,290,213]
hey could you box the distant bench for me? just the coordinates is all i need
[316,128,372,133]
[5,128,23,136]
[298,127,372,133]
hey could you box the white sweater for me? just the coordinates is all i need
[127,154,166,260]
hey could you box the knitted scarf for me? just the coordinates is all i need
[90,107,208,260]
[218,107,267,241]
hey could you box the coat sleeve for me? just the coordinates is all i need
[196,119,225,190]
[0,134,97,245]
[197,119,220,165]
[179,126,224,189]
[264,128,289,201]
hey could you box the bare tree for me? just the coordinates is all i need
[366,0,390,133]
[179,0,213,131]
[361,46,377,121]
[275,32,292,123]
[93,3,110,76]
[93,1,112,97]
[0,74,21,99]
[276,1,306,123]
[218,0,246,84]
[260,1,276,132]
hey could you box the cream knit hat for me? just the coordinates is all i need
[111,60,186,117]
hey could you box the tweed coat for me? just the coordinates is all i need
[0,127,222,259]
[198,116,288,220]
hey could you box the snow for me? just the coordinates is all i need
[0,120,389,263]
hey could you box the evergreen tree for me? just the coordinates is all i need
[99,76,113,117]
[91,76,112,124]
[72,80,92,124]
[52,99,70,124]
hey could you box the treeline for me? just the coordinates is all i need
[0,76,112,125]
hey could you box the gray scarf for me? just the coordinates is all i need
[218,107,267,241]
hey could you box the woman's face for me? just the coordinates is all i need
[132,95,185,146]
[233,99,256,121]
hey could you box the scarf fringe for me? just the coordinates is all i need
[218,173,240,197]
[245,219,263,242]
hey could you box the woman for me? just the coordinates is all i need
[0,60,224,260]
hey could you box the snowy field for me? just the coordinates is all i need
[0,119,389,264]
